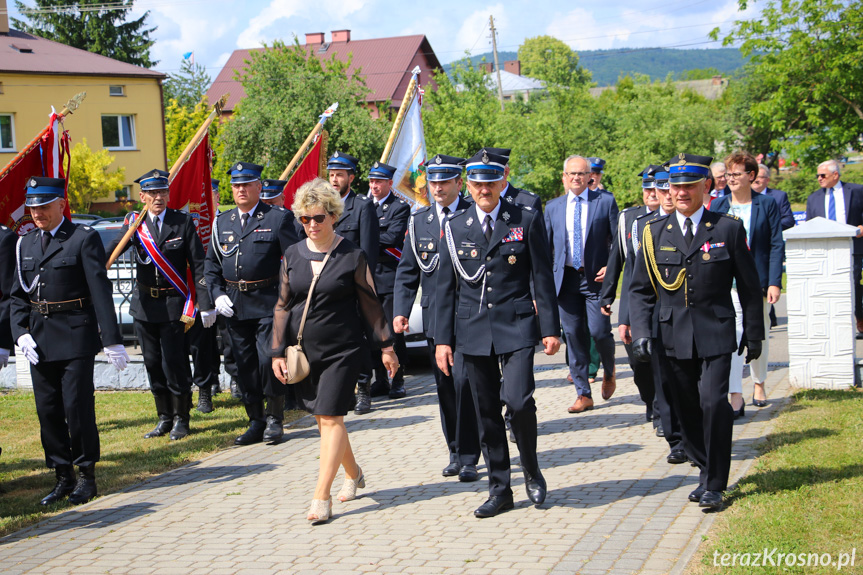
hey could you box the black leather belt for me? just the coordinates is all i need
[30,297,91,316]
[137,282,178,299]
[226,276,278,292]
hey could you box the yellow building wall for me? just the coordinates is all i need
[0,72,166,208]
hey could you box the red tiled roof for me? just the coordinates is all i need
[0,29,164,78]
[206,34,441,112]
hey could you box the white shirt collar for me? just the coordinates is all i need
[238,202,258,218]
[475,200,502,228]
[568,188,589,203]
[436,197,461,220]
[150,210,166,224]
[373,191,391,205]
[676,206,705,231]
[45,218,65,237]
[500,182,512,198]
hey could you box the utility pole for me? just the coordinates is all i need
[489,15,505,111]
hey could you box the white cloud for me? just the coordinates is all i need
[546,8,633,51]
[236,0,367,49]
[454,4,508,56]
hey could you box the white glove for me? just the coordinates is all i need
[103,344,129,371]
[17,334,39,365]
[0,348,9,369]
[200,309,217,328]
[215,295,234,318]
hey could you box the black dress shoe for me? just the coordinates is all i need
[667,449,687,464]
[68,466,97,505]
[733,404,745,421]
[230,378,242,400]
[369,381,389,397]
[752,398,768,408]
[234,420,266,445]
[688,485,705,502]
[40,465,76,506]
[458,465,479,482]
[474,494,514,518]
[699,490,724,510]
[655,422,665,437]
[196,385,213,414]
[442,460,461,477]
[388,382,406,399]
[523,470,547,504]
[263,415,284,442]
[354,386,372,415]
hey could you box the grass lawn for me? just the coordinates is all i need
[689,388,863,574]
[0,389,306,538]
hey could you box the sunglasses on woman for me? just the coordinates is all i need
[298,214,329,225]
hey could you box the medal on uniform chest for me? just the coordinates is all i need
[502,210,511,222]
[701,241,711,260]
[228,235,234,242]
[222,244,228,251]
[703,253,711,261]
[421,252,428,260]
[466,217,474,227]
[458,250,464,255]
[470,249,478,258]
[427,242,434,250]
[508,255,517,265]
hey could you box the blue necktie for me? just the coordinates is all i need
[572,196,583,268]
[828,188,836,221]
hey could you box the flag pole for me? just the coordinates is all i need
[0,92,86,181]
[278,102,339,181]
[106,94,228,269]
[381,67,420,163]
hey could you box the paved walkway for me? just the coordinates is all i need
[0,343,791,574]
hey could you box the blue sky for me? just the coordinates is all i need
[8,0,759,77]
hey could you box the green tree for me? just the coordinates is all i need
[517,35,591,87]
[12,0,157,67]
[678,67,723,81]
[164,97,219,167]
[164,59,212,110]
[67,138,126,212]
[219,39,390,190]
[714,0,863,165]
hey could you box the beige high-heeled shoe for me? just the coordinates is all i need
[337,467,365,502]
[308,497,332,524]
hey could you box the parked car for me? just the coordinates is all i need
[70,213,105,226]
[92,218,136,342]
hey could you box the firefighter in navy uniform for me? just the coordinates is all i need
[365,161,411,399]
[629,153,764,510]
[326,151,380,414]
[205,162,300,445]
[108,169,215,439]
[393,154,481,481]
[435,150,561,518]
[212,178,242,400]
[481,147,543,214]
[11,177,128,506]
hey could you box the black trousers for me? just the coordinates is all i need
[225,316,283,404]
[660,348,734,492]
[854,253,862,320]
[135,318,192,396]
[217,316,237,379]
[427,340,480,466]
[462,346,539,497]
[185,318,219,391]
[372,292,407,385]
[651,349,682,451]
[31,356,99,468]
[623,340,655,412]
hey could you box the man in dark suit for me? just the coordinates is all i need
[108,169,214,440]
[393,154,480,482]
[629,153,764,510]
[327,151,381,414]
[805,159,863,335]
[365,162,411,399]
[206,162,300,445]
[545,155,619,413]
[11,177,128,506]
[753,165,795,231]
[600,165,661,421]
[436,149,561,518]
[0,224,15,372]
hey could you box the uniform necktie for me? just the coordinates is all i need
[241,212,250,230]
[152,216,161,235]
[572,196,583,269]
[41,232,50,255]
[828,188,836,221]
[440,206,450,237]
[484,215,493,243]
[684,217,694,247]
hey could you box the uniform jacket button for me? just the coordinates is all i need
[486,256,492,261]
[487,303,493,309]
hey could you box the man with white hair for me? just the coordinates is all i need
[806,160,863,335]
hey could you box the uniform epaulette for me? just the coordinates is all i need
[448,208,469,219]
[414,204,433,214]
[0,225,8,231]
[647,213,672,226]
[721,212,740,220]
[622,205,642,213]
[522,205,534,212]
[356,194,370,201]
[80,225,93,231]
[397,198,406,204]
[522,189,539,198]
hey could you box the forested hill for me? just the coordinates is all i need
[444,48,749,86]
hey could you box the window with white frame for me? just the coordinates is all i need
[0,114,15,151]
[101,114,135,149]
[109,85,125,97]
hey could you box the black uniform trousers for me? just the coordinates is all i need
[31,356,99,468]
[185,318,219,391]
[651,351,682,450]
[135,316,193,396]
[427,340,480,466]
[557,267,616,398]
[226,316,283,404]
[217,316,237,379]
[372,292,407,385]
[462,346,539,497]
[622,341,655,413]
[659,346,734,492]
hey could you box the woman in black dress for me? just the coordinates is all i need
[271,178,397,524]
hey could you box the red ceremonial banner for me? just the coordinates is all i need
[284,134,325,209]
[0,113,71,235]
[168,134,214,252]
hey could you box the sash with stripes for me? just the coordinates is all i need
[130,213,196,331]
[384,247,402,261]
